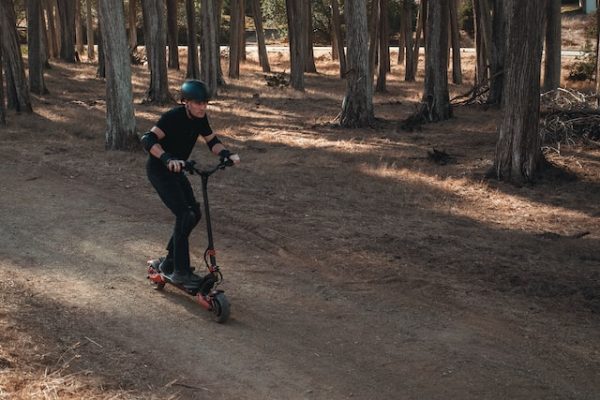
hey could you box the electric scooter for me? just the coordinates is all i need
[147,159,233,323]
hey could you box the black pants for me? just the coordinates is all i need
[147,162,201,274]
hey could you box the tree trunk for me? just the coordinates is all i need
[376,0,389,92]
[98,0,137,150]
[166,0,180,70]
[397,1,405,65]
[250,0,270,72]
[97,19,105,77]
[239,0,246,62]
[141,0,171,103]
[368,0,380,80]
[596,0,600,104]
[45,0,59,58]
[403,0,415,81]
[493,0,546,183]
[228,0,242,78]
[201,0,219,97]
[423,0,451,121]
[339,0,374,127]
[331,0,346,78]
[40,3,51,67]
[489,0,506,104]
[543,0,561,91]
[305,1,317,73]
[0,28,5,124]
[410,0,426,81]
[86,0,95,60]
[128,0,137,51]
[286,0,305,90]
[27,0,49,94]
[186,0,200,79]
[215,0,225,85]
[449,0,462,84]
[75,0,84,56]
[56,0,77,62]
[0,0,32,112]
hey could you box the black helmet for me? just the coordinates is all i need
[180,80,210,102]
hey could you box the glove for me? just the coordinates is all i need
[218,149,232,163]
[160,152,174,166]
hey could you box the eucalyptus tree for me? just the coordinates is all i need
[98,0,138,150]
[493,0,546,183]
[27,0,49,94]
[422,0,451,121]
[141,0,171,103]
[56,0,77,62]
[0,0,32,112]
[339,0,374,127]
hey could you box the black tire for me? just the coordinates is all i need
[212,293,230,323]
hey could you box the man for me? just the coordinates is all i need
[141,80,239,288]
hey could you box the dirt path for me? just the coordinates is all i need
[1,59,599,399]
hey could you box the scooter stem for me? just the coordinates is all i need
[201,172,217,267]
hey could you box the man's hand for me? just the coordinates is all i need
[219,149,241,165]
[160,152,186,173]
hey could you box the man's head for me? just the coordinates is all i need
[181,80,210,119]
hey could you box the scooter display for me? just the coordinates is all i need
[147,159,233,323]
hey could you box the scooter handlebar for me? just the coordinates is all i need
[184,159,232,176]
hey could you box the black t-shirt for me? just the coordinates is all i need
[153,106,213,162]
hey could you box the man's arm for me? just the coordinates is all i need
[142,126,185,173]
[199,133,240,163]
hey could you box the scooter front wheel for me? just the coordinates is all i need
[211,292,230,323]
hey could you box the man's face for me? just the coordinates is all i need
[185,99,208,118]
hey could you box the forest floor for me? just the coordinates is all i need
[1,40,600,399]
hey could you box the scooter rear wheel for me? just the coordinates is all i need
[212,293,230,323]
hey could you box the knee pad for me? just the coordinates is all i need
[180,209,197,234]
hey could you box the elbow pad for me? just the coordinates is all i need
[206,136,222,151]
[141,131,159,152]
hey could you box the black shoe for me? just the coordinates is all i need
[158,257,174,275]
[168,271,203,288]
[199,273,216,295]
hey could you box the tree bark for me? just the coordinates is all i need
[27,0,49,94]
[286,0,305,90]
[141,0,171,103]
[368,0,380,79]
[250,0,270,72]
[596,0,600,104]
[45,0,59,58]
[86,0,95,60]
[239,0,246,62]
[449,0,462,84]
[422,0,451,121]
[40,3,51,67]
[56,0,77,62]
[75,0,85,56]
[330,0,346,78]
[409,0,426,81]
[228,0,242,78]
[376,0,389,92]
[166,0,180,70]
[0,28,5,124]
[403,0,415,81]
[305,1,317,73]
[339,0,374,127]
[128,0,138,51]
[493,0,546,183]
[98,0,137,150]
[97,19,105,77]
[543,0,561,91]
[201,0,219,97]
[186,0,200,79]
[215,0,225,85]
[489,0,506,104]
[0,0,32,112]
